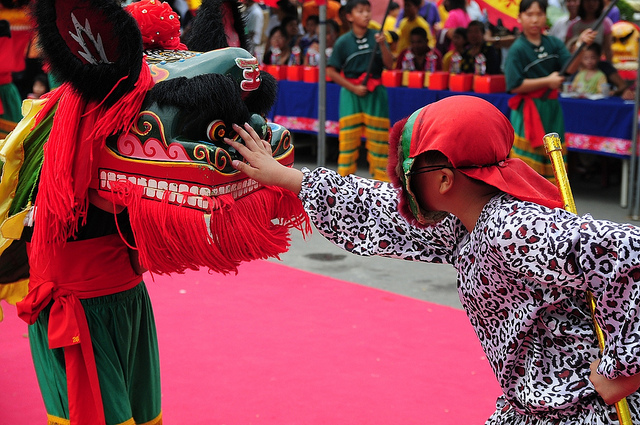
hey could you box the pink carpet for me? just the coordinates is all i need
[1,261,501,424]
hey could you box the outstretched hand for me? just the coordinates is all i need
[224,123,304,194]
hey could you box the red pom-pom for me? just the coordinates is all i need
[125,0,186,51]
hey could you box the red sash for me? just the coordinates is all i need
[507,87,558,148]
[346,72,383,92]
[17,234,142,425]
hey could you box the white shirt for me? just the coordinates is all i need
[244,3,265,50]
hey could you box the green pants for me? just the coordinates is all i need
[29,282,162,425]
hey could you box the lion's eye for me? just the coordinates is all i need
[206,120,227,142]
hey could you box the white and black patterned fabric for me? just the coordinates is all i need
[299,167,640,424]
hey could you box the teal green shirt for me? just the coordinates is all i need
[328,29,384,79]
[504,34,571,92]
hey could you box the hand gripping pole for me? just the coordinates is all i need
[543,132,633,425]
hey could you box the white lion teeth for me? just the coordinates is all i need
[98,171,262,209]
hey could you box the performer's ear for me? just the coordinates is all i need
[439,168,455,195]
[33,0,144,104]
[185,0,249,52]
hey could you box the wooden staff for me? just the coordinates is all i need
[362,0,394,87]
[543,132,633,425]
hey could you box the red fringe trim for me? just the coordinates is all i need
[108,180,311,275]
[30,62,154,262]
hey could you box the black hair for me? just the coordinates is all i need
[577,0,603,19]
[446,0,467,11]
[409,26,428,40]
[519,0,548,13]
[147,74,250,141]
[406,0,421,7]
[306,15,320,25]
[586,41,602,56]
[276,0,298,18]
[281,15,299,35]
[389,30,399,42]
[326,18,340,34]
[389,1,400,11]
[453,26,467,40]
[345,0,371,15]
[268,25,286,39]
[467,20,485,31]
[33,73,50,90]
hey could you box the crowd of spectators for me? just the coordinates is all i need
[239,0,636,101]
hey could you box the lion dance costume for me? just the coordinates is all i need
[0,0,310,424]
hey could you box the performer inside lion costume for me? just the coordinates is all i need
[0,0,309,423]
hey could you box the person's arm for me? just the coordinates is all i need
[225,123,465,260]
[563,29,598,75]
[375,31,395,70]
[326,66,368,96]
[510,73,565,93]
[606,69,630,96]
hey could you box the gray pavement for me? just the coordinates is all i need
[268,136,637,310]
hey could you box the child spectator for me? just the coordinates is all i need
[566,35,629,95]
[281,15,301,49]
[571,42,608,94]
[394,0,440,40]
[27,73,50,99]
[383,1,401,33]
[262,26,292,65]
[460,20,502,74]
[298,14,319,56]
[397,0,434,53]
[504,0,595,181]
[441,27,467,71]
[227,95,640,425]
[437,0,471,52]
[326,0,394,180]
[303,19,341,65]
[395,27,442,71]
[388,30,400,56]
[567,0,613,61]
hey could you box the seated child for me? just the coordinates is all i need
[298,14,319,57]
[571,42,609,95]
[395,26,442,71]
[441,27,467,72]
[396,0,434,53]
[226,95,640,424]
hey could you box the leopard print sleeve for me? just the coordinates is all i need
[298,167,467,264]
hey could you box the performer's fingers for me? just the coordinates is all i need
[232,123,259,150]
[231,159,249,173]
[224,137,252,158]
[243,123,268,151]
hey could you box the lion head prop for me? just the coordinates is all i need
[0,0,310,309]
[611,21,639,73]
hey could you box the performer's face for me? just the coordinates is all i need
[518,3,546,38]
[347,4,371,29]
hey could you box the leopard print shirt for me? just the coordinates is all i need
[300,167,640,424]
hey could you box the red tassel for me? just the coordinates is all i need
[30,62,154,263]
[108,180,311,275]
